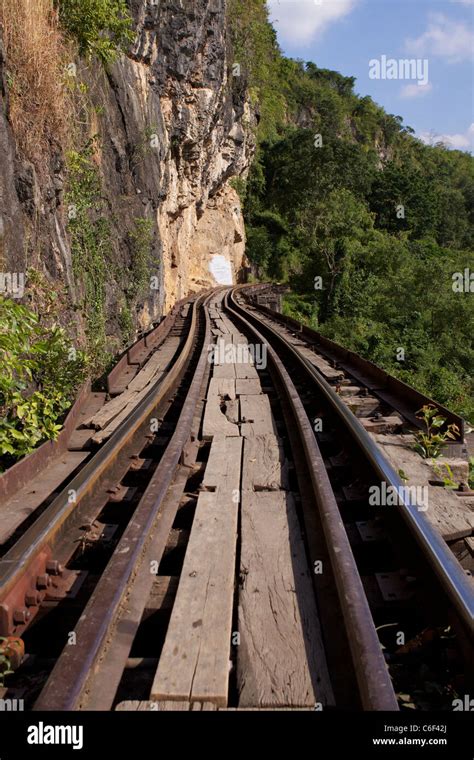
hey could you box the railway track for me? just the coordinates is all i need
[0,286,472,712]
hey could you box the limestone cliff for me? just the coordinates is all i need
[0,0,254,358]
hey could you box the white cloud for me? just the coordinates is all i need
[406,13,474,63]
[400,82,433,98]
[267,0,358,46]
[418,123,474,150]
[450,0,474,6]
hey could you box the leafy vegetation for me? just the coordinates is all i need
[127,218,155,305]
[0,638,15,686]
[65,138,110,373]
[57,0,134,63]
[0,294,86,470]
[228,0,285,142]
[412,405,460,459]
[118,301,134,343]
[116,217,156,343]
[432,462,458,490]
[230,1,474,421]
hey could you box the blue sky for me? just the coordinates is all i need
[267,0,474,151]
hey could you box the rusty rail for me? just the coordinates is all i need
[228,288,474,638]
[33,292,213,711]
[224,289,399,711]
[0,295,203,638]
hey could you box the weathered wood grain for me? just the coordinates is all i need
[151,437,243,706]
[237,491,334,708]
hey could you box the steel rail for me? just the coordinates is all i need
[33,292,214,710]
[229,289,474,637]
[224,290,399,711]
[0,294,204,633]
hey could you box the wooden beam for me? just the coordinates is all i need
[151,436,243,706]
[240,394,277,436]
[237,491,334,708]
[242,434,290,491]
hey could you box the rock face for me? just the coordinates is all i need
[0,0,254,339]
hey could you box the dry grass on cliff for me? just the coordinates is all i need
[0,0,73,168]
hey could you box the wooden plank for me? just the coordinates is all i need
[74,392,107,426]
[116,701,314,711]
[116,701,190,711]
[206,378,236,401]
[235,364,259,380]
[297,347,344,381]
[235,379,262,396]
[224,707,315,711]
[67,429,94,451]
[212,363,236,379]
[464,536,474,554]
[152,437,243,706]
[371,433,474,541]
[211,335,234,365]
[90,342,181,443]
[0,452,89,544]
[219,315,241,335]
[91,382,166,444]
[202,395,240,440]
[128,337,149,365]
[202,433,241,490]
[240,394,277,437]
[242,434,290,491]
[237,491,334,708]
[232,332,249,347]
[125,339,180,393]
[84,338,180,431]
[213,318,229,334]
[83,387,139,430]
[108,365,139,396]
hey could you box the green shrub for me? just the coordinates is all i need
[412,405,460,459]
[0,298,87,470]
[57,0,134,63]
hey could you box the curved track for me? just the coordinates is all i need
[0,286,471,712]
